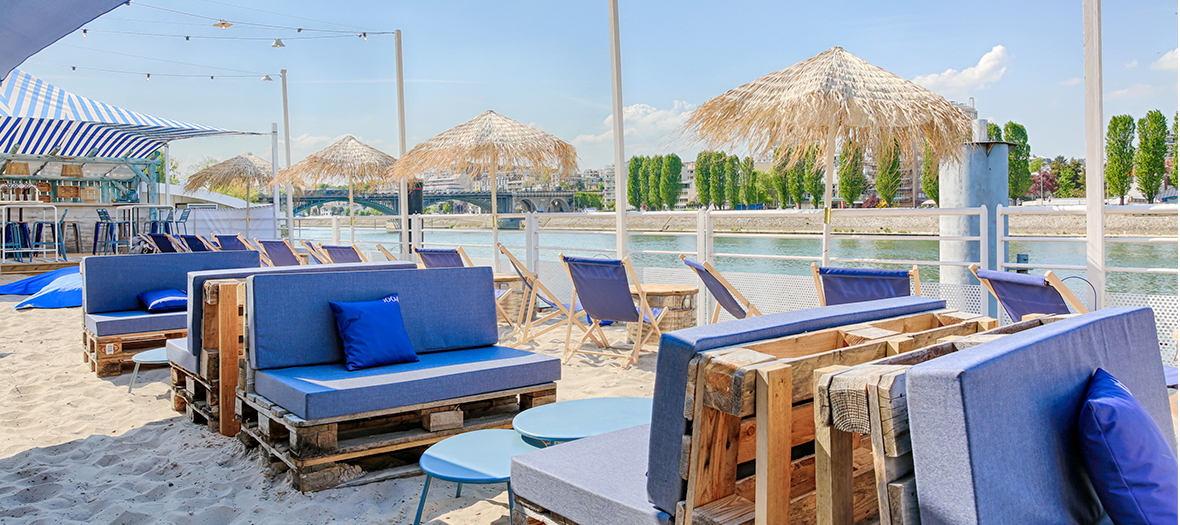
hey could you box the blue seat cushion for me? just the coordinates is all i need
[138,288,187,313]
[330,293,419,370]
[512,424,671,525]
[254,346,560,420]
[1079,368,1178,525]
[166,337,197,375]
[85,309,187,337]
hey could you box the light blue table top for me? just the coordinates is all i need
[132,347,169,365]
[419,429,541,483]
[513,397,653,443]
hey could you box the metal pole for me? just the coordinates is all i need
[822,122,836,266]
[608,0,627,258]
[395,29,410,258]
[162,143,170,206]
[272,123,280,239]
[281,69,294,240]
[490,160,499,271]
[1083,0,1106,309]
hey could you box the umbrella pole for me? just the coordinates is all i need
[349,180,355,245]
[246,178,251,240]
[490,160,498,271]
[821,123,835,266]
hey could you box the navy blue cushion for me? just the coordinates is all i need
[138,288,188,313]
[82,251,259,314]
[254,345,560,420]
[330,293,418,371]
[1079,369,1179,525]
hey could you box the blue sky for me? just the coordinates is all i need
[20,0,1179,176]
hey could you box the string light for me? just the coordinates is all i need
[213,19,232,29]
[271,38,285,48]
[80,28,366,42]
[134,2,384,34]
[33,61,276,81]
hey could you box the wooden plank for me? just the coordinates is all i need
[814,365,854,525]
[217,281,244,436]
[868,369,914,525]
[936,310,982,326]
[908,322,978,349]
[887,475,921,525]
[827,365,907,435]
[756,363,792,525]
[789,460,879,525]
[842,326,900,347]
[703,349,777,416]
[788,341,890,403]
[885,336,915,356]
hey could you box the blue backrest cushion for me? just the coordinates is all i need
[138,288,187,313]
[646,295,947,514]
[1079,368,1178,525]
[330,293,419,370]
[185,261,416,357]
[82,251,260,314]
[818,266,911,306]
[906,307,1175,525]
[248,267,497,370]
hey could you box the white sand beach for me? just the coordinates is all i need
[0,273,656,524]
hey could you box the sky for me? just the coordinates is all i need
[17,0,1179,178]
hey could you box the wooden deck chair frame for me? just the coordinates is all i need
[678,253,762,323]
[811,262,921,307]
[185,234,219,252]
[140,233,184,253]
[255,238,306,266]
[213,233,272,266]
[559,253,667,370]
[375,244,399,262]
[969,263,1089,318]
[411,245,474,269]
[497,244,603,348]
[321,244,369,264]
[298,240,330,264]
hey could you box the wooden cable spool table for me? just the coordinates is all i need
[627,283,699,343]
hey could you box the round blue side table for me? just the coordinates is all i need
[512,397,653,444]
[413,429,541,525]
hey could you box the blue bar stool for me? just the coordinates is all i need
[32,208,68,260]
[172,208,192,235]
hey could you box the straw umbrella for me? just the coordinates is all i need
[680,46,971,262]
[274,135,397,244]
[387,110,577,269]
[184,152,273,239]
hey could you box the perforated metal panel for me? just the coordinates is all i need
[918,282,987,316]
[1107,292,1178,366]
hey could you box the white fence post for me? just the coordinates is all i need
[526,212,539,273]
[331,216,340,245]
[696,208,712,325]
[980,205,992,317]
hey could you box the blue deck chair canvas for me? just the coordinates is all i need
[413,246,472,269]
[811,263,920,306]
[680,254,762,323]
[498,244,600,348]
[970,263,1179,388]
[256,239,305,266]
[321,244,368,264]
[213,233,271,266]
[178,234,216,252]
[141,233,182,253]
[560,254,666,369]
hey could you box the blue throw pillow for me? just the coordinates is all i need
[1078,368,1179,525]
[329,293,418,371]
[138,289,187,313]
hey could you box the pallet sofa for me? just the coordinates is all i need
[81,250,260,377]
[232,266,562,491]
[511,295,953,525]
[166,260,417,435]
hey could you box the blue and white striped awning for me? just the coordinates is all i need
[0,69,258,159]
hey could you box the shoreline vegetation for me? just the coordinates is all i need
[295,213,1175,238]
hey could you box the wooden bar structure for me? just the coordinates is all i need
[673,308,997,525]
[813,314,1072,525]
[169,279,246,436]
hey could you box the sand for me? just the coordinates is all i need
[0,273,657,524]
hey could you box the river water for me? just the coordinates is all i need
[301,227,1177,296]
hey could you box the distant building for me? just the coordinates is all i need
[602,164,616,204]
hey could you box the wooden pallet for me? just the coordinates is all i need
[83,328,186,377]
[674,308,997,525]
[167,279,246,436]
[235,383,557,492]
[814,314,1071,525]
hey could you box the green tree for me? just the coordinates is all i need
[837,142,866,207]
[711,152,728,208]
[1055,165,1076,198]
[647,155,665,209]
[626,156,642,209]
[1134,110,1168,203]
[638,156,652,209]
[987,122,1003,141]
[1003,122,1032,200]
[1105,115,1136,204]
[1028,158,1044,174]
[725,155,741,207]
[874,142,903,206]
[573,192,605,209]
[921,143,939,205]
[738,157,757,206]
[662,154,683,210]
[802,147,825,208]
[695,151,713,209]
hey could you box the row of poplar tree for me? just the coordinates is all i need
[626,154,684,210]
[1103,110,1175,204]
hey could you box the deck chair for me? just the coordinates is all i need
[298,240,330,264]
[970,264,1178,388]
[560,254,666,370]
[321,244,369,264]
[811,263,921,306]
[413,246,473,269]
[376,244,400,261]
[141,233,183,253]
[256,239,305,266]
[213,234,271,266]
[498,244,600,348]
[679,254,762,323]
[178,234,217,252]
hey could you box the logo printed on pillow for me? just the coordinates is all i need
[383,295,400,303]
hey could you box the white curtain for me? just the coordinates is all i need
[189,205,278,240]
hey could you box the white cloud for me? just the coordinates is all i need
[913,45,1010,95]
[1060,77,1083,86]
[1125,59,1138,69]
[1107,84,1155,99]
[573,101,695,151]
[1151,48,1178,70]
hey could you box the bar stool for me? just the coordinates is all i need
[32,208,68,260]
[95,209,130,255]
[172,208,192,235]
[148,209,173,235]
[4,222,30,262]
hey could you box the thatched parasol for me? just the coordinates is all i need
[274,135,397,244]
[184,152,274,238]
[387,110,577,268]
[680,46,971,240]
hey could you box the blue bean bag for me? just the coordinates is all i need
[13,270,83,309]
[0,267,77,295]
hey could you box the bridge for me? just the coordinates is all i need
[263,189,579,215]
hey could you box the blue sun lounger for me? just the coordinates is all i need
[680,254,761,322]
